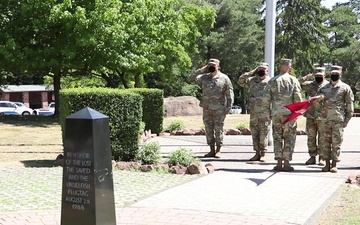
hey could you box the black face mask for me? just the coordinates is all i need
[315,77,324,83]
[257,70,265,77]
[208,66,216,73]
[330,74,340,81]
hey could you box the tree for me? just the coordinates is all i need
[0,0,216,114]
[321,2,360,89]
[275,0,328,76]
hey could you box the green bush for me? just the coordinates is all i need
[136,141,162,165]
[130,88,164,134]
[139,121,146,135]
[167,120,185,132]
[236,123,249,130]
[59,88,143,161]
[354,100,360,109]
[167,148,199,167]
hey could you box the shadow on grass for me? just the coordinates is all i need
[20,160,56,167]
[0,115,59,127]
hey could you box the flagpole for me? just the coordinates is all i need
[265,0,276,146]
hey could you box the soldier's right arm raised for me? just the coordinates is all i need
[188,65,208,84]
[298,74,313,91]
[237,68,257,88]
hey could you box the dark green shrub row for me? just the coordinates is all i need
[130,88,164,134]
[59,88,142,161]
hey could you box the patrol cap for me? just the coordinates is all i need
[208,58,220,66]
[330,70,342,75]
[280,58,292,66]
[258,62,269,69]
[315,67,326,73]
[315,72,325,76]
[331,65,342,72]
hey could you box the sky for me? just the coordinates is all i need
[321,0,350,9]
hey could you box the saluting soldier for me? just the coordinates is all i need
[298,67,329,166]
[188,59,234,158]
[237,63,271,162]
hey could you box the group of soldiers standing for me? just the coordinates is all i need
[189,58,355,173]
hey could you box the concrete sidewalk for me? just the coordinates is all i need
[1,118,360,225]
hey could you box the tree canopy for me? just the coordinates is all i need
[1,0,360,110]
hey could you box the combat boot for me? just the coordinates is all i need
[215,145,221,158]
[283,160,294,172]
[321,159,330,172]
[330,160,338,173]
[259,151,266,162]
[273,159,283,171]
[318,156,325,166]
[305,156,316,165]
[204,145,215,157]
[249,151,261,161]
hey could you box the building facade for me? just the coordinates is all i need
[0,85,54,109]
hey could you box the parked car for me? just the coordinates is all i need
[229,105,242,114]
[34,102,55,116]
[0,101,33,115]
[0,111,21,116]
[13,102,35,115]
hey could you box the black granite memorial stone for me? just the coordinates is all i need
[61,107,116,225]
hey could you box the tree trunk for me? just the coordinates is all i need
[134,72,142,88]
[53,72,61,116]
[101,73,117,88]
[116,69,129,89]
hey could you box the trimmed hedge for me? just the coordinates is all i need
[59,88,143,161]
[130,88,164,134]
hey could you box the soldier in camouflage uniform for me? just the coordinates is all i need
[316,67,354,173]
[355,78,360,91]
[263,59,302,171]
[237,63,271,162]
[188,59,234,158]
[298,67,329,166]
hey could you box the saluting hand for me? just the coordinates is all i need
[199,65,208,74]
[306,73,314,80]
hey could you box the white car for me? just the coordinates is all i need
[229,105,242,114]
[34,102,55,116]
[0,101,34,115]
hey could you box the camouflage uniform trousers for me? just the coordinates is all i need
[203,108,226,146]
[318,120,344,161]
[250,114,271,152]
[272,115,297,161]
[306,118,321,157]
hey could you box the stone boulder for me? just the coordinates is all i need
[164,96,202,117]
[186,163,208,175]
[115,161,141,170]
[169,165,188,174]
[205,163,215,173]
[225,128,241,135]
[140,165,154,172]
[347,174,360,185]
[240,128,252,135]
